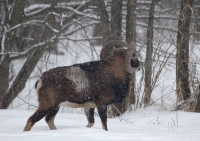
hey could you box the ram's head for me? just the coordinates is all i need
[100,40,140,73]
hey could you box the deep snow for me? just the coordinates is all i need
[0,107,200,141]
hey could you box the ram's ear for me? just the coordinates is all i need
[125,42,140,73]
[100,40,128,60]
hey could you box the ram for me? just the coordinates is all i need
[23,40,140,131]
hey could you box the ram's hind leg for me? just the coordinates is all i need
[23,106,50,131]
[45,106,60,130]
[24,94,56,131]
[84,108,95,128]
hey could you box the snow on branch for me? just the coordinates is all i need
[25,0,94,19]
[56,6,100,20]
[59,36,102,42]
[0,20,45,38]
[25,4,51,16]
[0,12,60,38]
[57,1,89,8]
[45,22,59,33]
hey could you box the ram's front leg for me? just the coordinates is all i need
[97,105,108,131]
[84,108,95,128]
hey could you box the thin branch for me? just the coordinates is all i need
[151,48,176,90]
[73,19,99,60]
[1,35,56,60]
[17,96,38,108]
[0,11,56,38]
[57,6,100,20]
[59,36,102,41]
[62,20,100,36]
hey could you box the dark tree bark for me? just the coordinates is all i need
[107,0,123,117]
[96,0,110,45]
[144,0,156,106]
[0,1,11,106]
[0,0,26,108]
[126,0,137,107]
[194,0,200,39]
[110,0,122,40]
[0,55,9,106]
[194,85,200,112]
[176,0,193,102]
[1,2,58,109]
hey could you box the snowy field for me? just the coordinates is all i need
[0,107,200,141]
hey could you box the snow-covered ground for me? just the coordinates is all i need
[0,107,200,141]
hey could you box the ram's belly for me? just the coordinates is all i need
[66,66,90,93]
[59,101,96,108]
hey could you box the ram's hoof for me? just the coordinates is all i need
[86,123,94,128]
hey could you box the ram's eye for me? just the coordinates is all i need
[132,53,136,57]
[120,51,124,56]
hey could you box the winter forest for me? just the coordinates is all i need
[1,0,200,140]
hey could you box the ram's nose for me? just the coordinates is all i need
[131,57,140,69]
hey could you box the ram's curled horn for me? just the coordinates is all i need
[125,41,139,73]
[100,40,139,73]
[100,40,128,60]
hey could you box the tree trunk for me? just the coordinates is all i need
[110,0,122,40]
[176,0,193,102]
[194,0,200,40]
[96,0,110,45]
[0,55,10,106]
[1,1,58,109]
[126,0,137,110]
[1,43,48,109]
[107,0,123,117]
[0,0,26,108]
[194,84,200,112]
[144,0,156,106]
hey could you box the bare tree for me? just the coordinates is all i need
[110,0,122,40]
[106,0,124,118]
[194,0,200,39]
[1,1,60,108]
[0,0,26,108]
[144,0,157,106]
[96,0,110,45]
[126,0,137,109]
[176,0,193,102]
